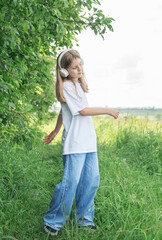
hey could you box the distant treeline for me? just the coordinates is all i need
[111,108,162,117]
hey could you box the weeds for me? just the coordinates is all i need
[0,116,161,239]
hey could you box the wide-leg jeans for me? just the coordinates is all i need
[43,152,100,231]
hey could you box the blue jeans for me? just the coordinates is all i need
[43,152,100,231]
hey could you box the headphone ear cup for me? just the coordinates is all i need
[59,68,69,78]
[81,58,84,65]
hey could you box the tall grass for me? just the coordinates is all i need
[0,116,161,239]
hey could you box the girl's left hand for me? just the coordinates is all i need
[43,130,56,145]
[109,109,119,119]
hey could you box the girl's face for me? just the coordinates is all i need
[67,58,83,81]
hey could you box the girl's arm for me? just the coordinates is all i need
[43,113,63,145]
[79,108,119,119]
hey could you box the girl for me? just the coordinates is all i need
[43,49,119,236]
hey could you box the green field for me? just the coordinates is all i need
[105,108,162,121]
[0,115,161,240]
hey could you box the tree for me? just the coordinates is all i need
[0,0,114,142]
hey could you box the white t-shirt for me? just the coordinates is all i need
[60,81,97,155]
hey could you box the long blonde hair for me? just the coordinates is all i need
[56,49,89,103]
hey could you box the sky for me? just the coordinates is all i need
[73,0,162,108]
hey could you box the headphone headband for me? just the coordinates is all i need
[58,49,72,70]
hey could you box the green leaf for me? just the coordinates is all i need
[0,83,9,90]
[31,23,35,31]
[23,21,29,32]
[69,0,73,7]
[8,102,16,109]
[23,104,33,112]
[0,12,5,21]
[19,117,25,127]
[38,19,44,31]
[10,37,16,50]
[29,6,34,15]
[64,0,69,8]
[13,29,19,35]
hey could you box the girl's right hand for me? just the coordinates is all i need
[109,109,119,119]
[43,130,56,145]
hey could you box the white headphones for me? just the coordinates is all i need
[58,49,84,78]
[58,49,72,78]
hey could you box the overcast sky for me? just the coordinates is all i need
[73,0,162,108]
